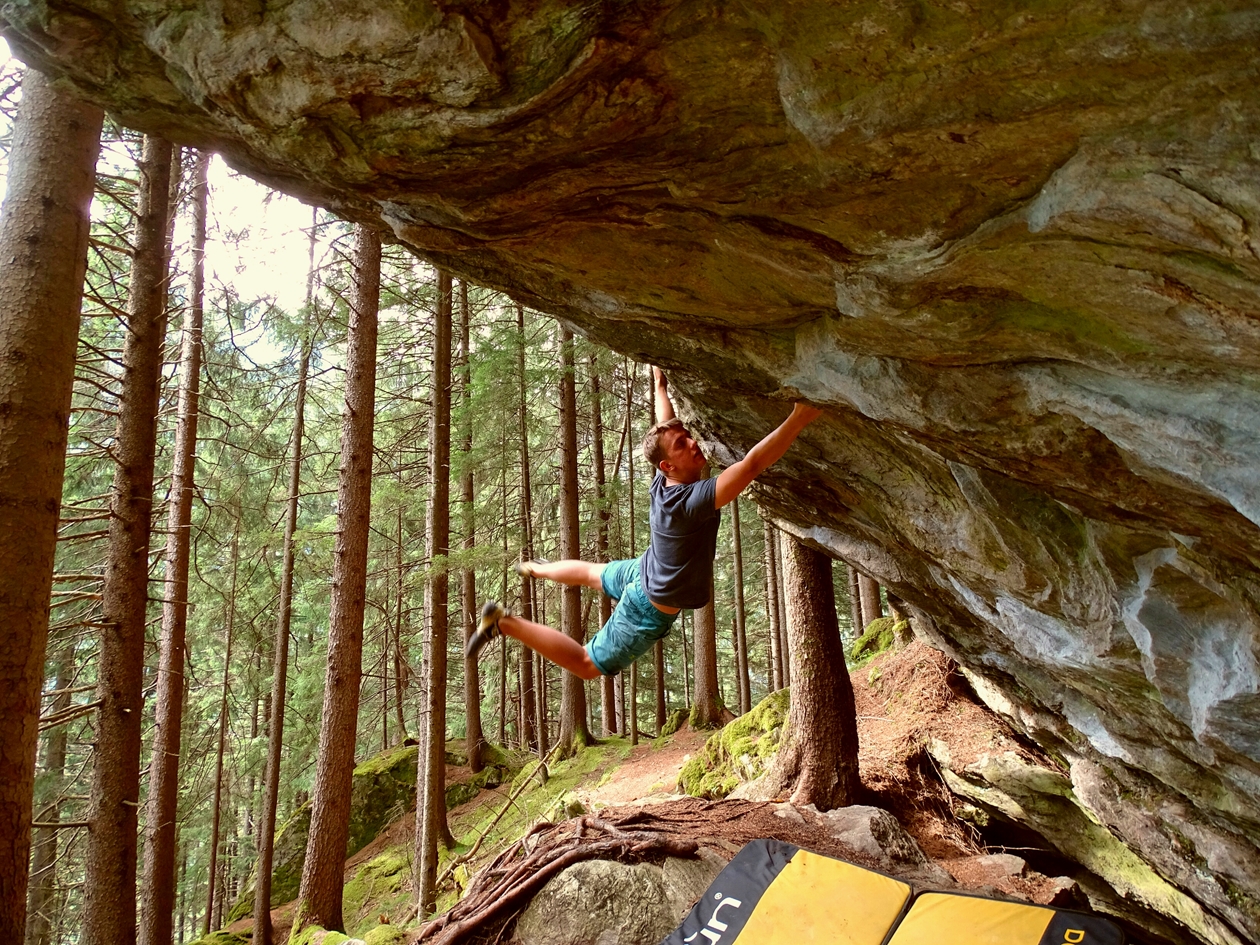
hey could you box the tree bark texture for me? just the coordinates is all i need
[763,519,784,691]
[204,527,239,936]
[730,499,751,714]
[690,577,728,729]
[515,303,538,753]
[253,246,316,945]
[590,354,617,736]
[25,645,73,945]
[629,662,638,745]
[84,133,173,945]
[416,268,453,915]
[847,565,863,641]
[776,533,791,688]
[766,535,861,810]
[858,573,883,628]
[556,327,591,755]
[458,280,483,772]
[141,148,209,945]
[296,224,380,933]
[0,69,101,941]
[394,503,408,741]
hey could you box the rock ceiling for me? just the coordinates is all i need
[4,2,1260,942]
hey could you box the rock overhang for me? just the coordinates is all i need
[4,2,1260,941]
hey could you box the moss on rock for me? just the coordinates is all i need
[850,617,907,664]
[185,932,249,945]
[363,925,408,945]
[343,847,414,936]
[660,708,688,737]
[232,741,523,921]
[288,927,351,945]
[678,689,789,799]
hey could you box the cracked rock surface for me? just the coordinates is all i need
[4,2,1259,942]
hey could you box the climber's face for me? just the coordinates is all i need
[659,425,708,482]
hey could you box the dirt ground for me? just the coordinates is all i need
[579,724,708,806]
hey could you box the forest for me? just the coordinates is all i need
[1,60,886,945]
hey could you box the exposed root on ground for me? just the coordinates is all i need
[417,812,697,945]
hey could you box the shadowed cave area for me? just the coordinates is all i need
[5,2,1259,942]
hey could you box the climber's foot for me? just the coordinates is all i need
[466,600,507,661]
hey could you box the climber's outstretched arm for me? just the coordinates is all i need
[652,366,676,423]
[713,403,822,509]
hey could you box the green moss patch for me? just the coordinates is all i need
[344,847,414,937]
[231,741,525,923]
[185,932,249,945]
[362,925,408,945]
[660,708,688,737]
[288,927,351,945]
[678,689,790,799]
[849,617,906,665]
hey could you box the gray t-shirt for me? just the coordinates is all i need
[640,473,721,609]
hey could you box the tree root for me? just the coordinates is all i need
[417,813,698,945]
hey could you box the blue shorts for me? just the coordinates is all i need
[586,557,680,676]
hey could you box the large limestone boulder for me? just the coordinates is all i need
[3,4,1259,941]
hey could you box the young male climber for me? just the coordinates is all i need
[466,367,821,678]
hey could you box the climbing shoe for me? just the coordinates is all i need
[466,600,506,661]
[514,558,551,579]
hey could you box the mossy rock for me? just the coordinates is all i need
[445,780,480,808]
[445,762,509,809]
[348,743,423,853]
[363,925,408,945]
[660,707,689,737]
[185,932,249,945]
[235,741,524,920]
[849,617,907,664]
[288,927,352,945]
[343,847,414,936]
[678,689,789,799]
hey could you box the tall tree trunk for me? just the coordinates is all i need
[760,536,860,810]
[847,565,863,640]
[416,268,454,916]
[762,518,784,691]
[535,581,550,757]
[679,616,690,710]
[499,458,509,746]
[8,80,101,935]
[458,280,484,772]
[515,303,538,753]
[204,526,240,936]
[690,567,728,729]
[253,213,318,945]
[177,845,187,945]
[730,499,751,714]
[776,533,791,687]
[590,353,616,735]
[295,225,380,933]
[394,503,408,740]
[140,148,209,945]
[25,644,73,945]
[859,574,883,628]
[629,663,639,745]
[83,133,173,945]
[556,327,591,755]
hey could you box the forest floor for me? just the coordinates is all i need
[231,640,1070,944]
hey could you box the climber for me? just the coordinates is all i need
[467,367,822,679]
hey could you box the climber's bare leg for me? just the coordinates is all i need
[522,559,604,591]
[499,615,603,680]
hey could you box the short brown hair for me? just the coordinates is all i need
[642,417,685,468]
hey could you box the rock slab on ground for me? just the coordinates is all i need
[514,850,726,945]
